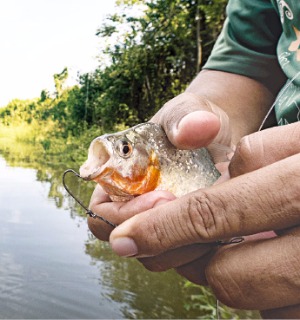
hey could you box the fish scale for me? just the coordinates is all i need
[79,122,220,201]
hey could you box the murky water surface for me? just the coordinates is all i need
[0,143,258,319]
[0,152,204,319]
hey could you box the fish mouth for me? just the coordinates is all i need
[79,138,110,180]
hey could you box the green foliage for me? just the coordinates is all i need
[40,138,51,151]
[0,1,253,316]
[183,281,259,319]
[1,0,227,134]
[54,67,69,97]
[40,89,50,102]
[90,0,227,128]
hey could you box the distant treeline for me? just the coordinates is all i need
[0,0,227,138]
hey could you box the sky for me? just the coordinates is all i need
[0,0,117,107]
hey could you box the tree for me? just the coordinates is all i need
[1,0,228,137]
[90,0,227,129]
[40,89,50,102]
[54,67,69,97]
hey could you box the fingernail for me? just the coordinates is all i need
[176,111,203,130]
[110,237,138,257]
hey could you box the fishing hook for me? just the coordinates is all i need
[62,169,117,228]
[217,237,244,246]
[62,170,244,243]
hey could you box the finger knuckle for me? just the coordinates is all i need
[275,155,300,217]
[140,212,175,254]
[206,254,247,308]
[152,221,170,249]
[186,192,226,241]
[229,135,256,177]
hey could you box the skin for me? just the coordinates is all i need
[87,70,300,318]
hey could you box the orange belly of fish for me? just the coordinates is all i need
[95,153,161,197]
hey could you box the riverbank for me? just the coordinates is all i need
[0,122,93,169]
[0,138,216,319]
[0,123,259,319]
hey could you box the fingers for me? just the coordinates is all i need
[109,153,300,257]
[138,244,216,286]
[206,227,300,311]
[150,92,231,150]
[230,122,300,177]
[139,243,213,273]
[88,185,176,241]
[175,249,216,285]
[88,185,123,241]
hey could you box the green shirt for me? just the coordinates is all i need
[203,0,300,125]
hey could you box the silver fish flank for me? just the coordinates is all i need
[79,122,220,201]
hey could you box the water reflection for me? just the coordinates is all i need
[0,156,122,318]
[0,143,201,319]
[0,141,257,319]
[85,240,192,319]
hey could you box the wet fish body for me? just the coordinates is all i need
[79,122,220,201]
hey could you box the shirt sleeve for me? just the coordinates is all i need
[203,0,287,91]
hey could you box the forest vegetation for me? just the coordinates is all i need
[0,0,227,165]
[0,2,262,317]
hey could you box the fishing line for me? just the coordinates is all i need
[60,70,300,320]
[214,237,245,319]
[62,170,243,243]
[259,71,300,130]
[217,237,244,246]
[62,170,243,319]
[62,169,117,228]
[213,72,300,320]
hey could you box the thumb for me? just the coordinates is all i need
[171,110,221,149]
[151,92,231,149]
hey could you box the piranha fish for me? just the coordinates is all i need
[79,122,220,201]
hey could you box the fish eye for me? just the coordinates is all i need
[115,139,133,158]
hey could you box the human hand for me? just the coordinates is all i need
[206,122,300,318]
[89,186,215,283]
[88,68,274,242]
[150,92,232,164]
[108,122,300,317]
[88,91,232,284]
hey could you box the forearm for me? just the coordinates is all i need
[186,70,279,144]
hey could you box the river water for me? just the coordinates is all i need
[0,151,208,319]
[0,144,257,319]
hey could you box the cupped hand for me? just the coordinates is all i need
[108,122,300,317]
[205,122,300,318]
[88,92,232,284]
